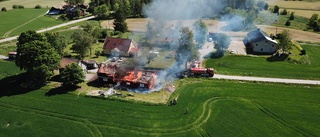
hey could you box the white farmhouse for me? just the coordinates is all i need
[247,29,278,54]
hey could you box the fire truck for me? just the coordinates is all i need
[182,61,214,77]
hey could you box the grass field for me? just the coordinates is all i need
[0,8,65,38]
[206,44,320,80]
[0,0,67,10]
[0,60,320,136]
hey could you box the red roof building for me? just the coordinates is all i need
[102,37,140,57]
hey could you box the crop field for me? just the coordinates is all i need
[0,8,64,38]
[266,0,320,18]
[206,44,320,80]
[0,60,320,136]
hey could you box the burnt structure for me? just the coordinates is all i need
[97,63,157,90]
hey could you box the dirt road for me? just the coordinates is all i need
[214,74,320,85]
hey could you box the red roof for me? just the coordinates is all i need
[103,37,138,53]
[60,58,79,69]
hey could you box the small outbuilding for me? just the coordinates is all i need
[247,29,278,54]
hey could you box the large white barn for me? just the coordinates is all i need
[247,29,278,54]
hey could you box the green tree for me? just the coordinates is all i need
[17,30,46,46]
[278,30,292,54]
[213,33,231,56]
[193,20,208,48]
[176,27,199,68]
[285,20,291,26]
[308,14,319,31]
[1,7,7,11]
[280,9,288,15]
[67,0,84,5]
[16,40,60,84]
[289,12,295,20]
[45,32,67,57]
[71,30,94,59]
[113,8,128,32]
[93,4,110,18]
[60,63,85,87]
[273,5,279,14]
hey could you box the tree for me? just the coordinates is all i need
[289,12,295,20]
[93,4,110,18]
[60,63,85,87]
[71,30,94,59]
[45,32,67,57]
[113,8,128,32]
[16,40,60,84]
[1,7,7,11]
[193,20,208,48]
[67,0,84,5]
[17,30,46,46]
[273,5,279,14]
[278,30,292,54]
[285,20,291,26]
[280,9,288,15]
[175,27,199,68]
[213,33,231,56]
[308,14,319,31]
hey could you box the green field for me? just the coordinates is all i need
[0,0,67,10]
[0,60,320,136]
[206,44,320,80]
[0,8,65,38]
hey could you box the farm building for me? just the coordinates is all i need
[97,63,157,90]
[247,29,278,54]
[102,37,140,57]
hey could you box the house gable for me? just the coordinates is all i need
[102,37,139,56]
[247,29,278,54]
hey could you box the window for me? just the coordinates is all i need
[256,44,258,46]
[260,48,263,52]
[272,45,274,47]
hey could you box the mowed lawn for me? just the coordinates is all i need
[206,44,320,80]
[0,8,64,38]
[0,60,320,136]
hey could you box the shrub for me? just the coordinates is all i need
[12,4,18,9]
[300,49,306,55]
[1,7,7,12]
[289,12,295,20]
[35,5,42,9]
[58,14,68,21]
[100,29,108,38]
[280,9,288,15]
[18,5,24,9]
[95,50,101,57]
[285,20,291,26]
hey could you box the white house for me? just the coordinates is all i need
[247,29,278,54]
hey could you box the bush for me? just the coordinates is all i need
[58,14,68,21]
[100,29,108,38]
[34,5,42,9]
[285,20,291,26]
[280,9,288,15]
[289,12,295,20]
[12,5,18,9]
[1,7,7,12]
[300,49,306,55]
[95,50,101,57]
[18,5,24,9]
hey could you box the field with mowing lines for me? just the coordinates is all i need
[0,0,66,10]
[0,60,320,136]
[0,9,65,38]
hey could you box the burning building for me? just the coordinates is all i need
[97,63,157,90]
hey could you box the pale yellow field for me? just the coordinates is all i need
[286,9,320,18]
[266,0,320,10]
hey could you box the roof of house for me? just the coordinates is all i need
[60,57,79,69]
[247,29,278,44]
[103,37,138,53]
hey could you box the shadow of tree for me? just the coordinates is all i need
[45,86,78,96]
[0,72,42,97]
[266,53,289,62]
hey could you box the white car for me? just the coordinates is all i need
[230,50,235,54]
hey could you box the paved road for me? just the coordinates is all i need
[214,74,320,85]
[0,16,95,44]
